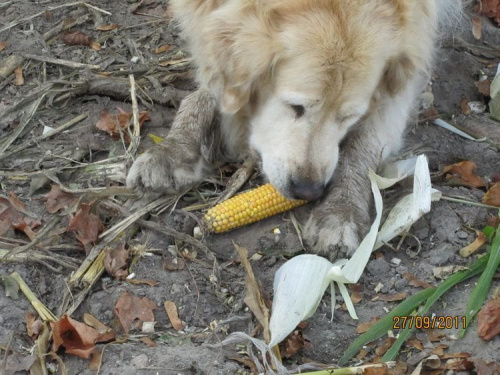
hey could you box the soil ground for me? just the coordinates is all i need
[0,2,500,375]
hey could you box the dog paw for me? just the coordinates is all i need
[126,144,206,194]
[303,198,371,261]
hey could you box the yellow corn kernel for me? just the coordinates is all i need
[204,184,306,233]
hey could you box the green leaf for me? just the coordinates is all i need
[460,224,500,337]
[0,274,19,299]
[483,226,496,242]
[381,252,489,361]
[338,287,435,366]
[148,133,164,144]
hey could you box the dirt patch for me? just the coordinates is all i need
[0,2,499,375]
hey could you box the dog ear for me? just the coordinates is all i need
[199,5,281,114]
[382,54,416,96]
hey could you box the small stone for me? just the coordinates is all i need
[456,231,469,239]
[428,243,456,266]
[391,257,402,265]
[395,266,409,274]
[366,258,391,276]
[130,354,149,368]
[394,278,409,291]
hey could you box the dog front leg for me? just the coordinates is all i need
[127,88,219,194]
[304,83,420,261]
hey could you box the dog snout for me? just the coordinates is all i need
[289,178,325,201]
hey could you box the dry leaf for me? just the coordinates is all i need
[163,253,185,270]
[83,313,116,342]
[104,243,129,279]
[403,272,431,289]
[114,291,157,334]
[67,202,103,251]
[475,79,491,96]
[460,98,472,115]
[234,243,271,343]
[153,44,171,54]
[96,23,120,31]
[51,315,100,358]
[90,41,101,51]
[89,349,103,371]
[62,30,92,46]
[0,194,40,238]
[426,329,446,342]
[443,161,486,189]
[0,42,7,52]
[471,358,500,375]
[478,0,500,25]
[140,337,158,347]
[477,297,500,340]
[45,185,78,213]
[127,279,159,286]
[13,66,23,86]
[356,318,379,334]
[95,108,150,143]
[483,182,500,207]
[459,230,486,257]
[375,292,408,302]
[375,337,396,356]
[281,329,311,358]
[472,16,483,39]
[25,311,42,340]
[407,339,424,351]
[164,301,185,331]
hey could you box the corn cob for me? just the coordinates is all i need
[204,183,306,233]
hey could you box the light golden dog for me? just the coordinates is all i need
[127,0,462,259]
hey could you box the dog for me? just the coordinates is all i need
[127,0,463,260]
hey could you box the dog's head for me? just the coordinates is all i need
[199,0,433,200]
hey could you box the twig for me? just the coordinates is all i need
[0,1,13,9]
[214,160,255,204]
[127,74,141,158]
[0,113,88,161]
[441,195,500,210]
[0,94,45,156]
[0,2,110,33]
[22,53,101,70]
[0,249,79,271]
[10,272,57,321]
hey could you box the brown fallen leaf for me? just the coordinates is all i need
[342,291,363,310]
[483,182,500,207]
[13,66,23,86]
[459,230,486,257]
[153,44,171,54]
[475,79,491,97]
[442,161,486,189]
[51,315,100,358]
[164,300,185,331]
[104,243,129,279]
[89,348,103,371]
[163,253,185,270]
[62,30,92,46]
[426,329,447,342]
[95,108,150,143]
[67,202,104,252]
[127,279,159,286]
[375,336,396,356]
[431,343,448,356]
[234,243,271,343]
[0,42,7,52]
[114,291,157,334]
[407,338,424,351]
[90,41,101,51]
[471,357,500,375]
[83,313,116,342]
[0,194,40,238]
[403,272,431,289]
[4,353,36,375]
[96,23,120,31]
[478,0,500,25]
[228,355,259,374]
[45,185,78,213]
[356,317,379,334]
[374,292,408,302]
[460,98,472,115]
[25,311,42,340]
[140,337,158,347]
[281,329,311,358]
[477,297,500,340]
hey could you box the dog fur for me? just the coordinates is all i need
[127,0,463,260]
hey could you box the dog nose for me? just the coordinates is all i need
[289,179,325,201]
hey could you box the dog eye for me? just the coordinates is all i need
[290,104,305,118]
